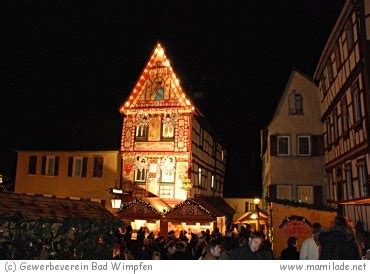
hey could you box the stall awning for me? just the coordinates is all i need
[339,198,370,205]
[192,196,236,217]
[164,199,216,222]
[0,192,115,221]
[116,197,166,220]
[235,209,269,224]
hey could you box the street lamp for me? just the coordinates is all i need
[253,198,261,231]
[108,179,129,209]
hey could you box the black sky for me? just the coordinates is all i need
[2,0,345,197]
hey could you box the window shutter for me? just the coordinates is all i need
[270,135,277,156]
[313,186,322,205]
[311,135,324,156]
[68,157,73,177]
[82,157,88,177]
[28,156,37,175]
[93,157,97,177]
[269,185,277,199]
[54,156,59,176]
[99,157,104,177]
[41,156,46,175]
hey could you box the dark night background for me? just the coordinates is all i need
[2,0,345,197]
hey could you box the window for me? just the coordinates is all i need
[277,136,290,156]
[68,157,86,178]
[325,119,331,147]
[277,185,292,200]
[245,202,255,212]
[28,156,37,175]
[326,59,334,83]
[341,98,349,134]
[162,123,174,138]
[297,186,313,204]
[159,185,174,199]
[327,173,333,200]
[358,161,368,197]
[135,125,148,138]
[298,136,311,156]
[134,168,147,183]
[46,156,56,176]
[198,168,202,186]
[211,175,215,188]
[73,157,83,177]
[321,73,327,95]
[345,20,354,51]
[352,82,361,122]
[333,108,339,141]
[221,149,224,162]
[93,156,104,178]
[334,43,342,69]
[288,91,303,115]
[161,169,175,183]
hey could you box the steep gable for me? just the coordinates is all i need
[120,42,194,115]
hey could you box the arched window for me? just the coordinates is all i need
[288,90,303,115]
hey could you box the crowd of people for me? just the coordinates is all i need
[112,216,369,260]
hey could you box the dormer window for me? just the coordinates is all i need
[288,90,303,115]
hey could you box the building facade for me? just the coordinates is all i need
[313,0,370,230]
[15,150,121,210]
[119,42,226,201]
[261,70,326,207]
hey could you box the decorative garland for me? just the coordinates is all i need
[266,197,337,212]
[118,198,165,216]
[278,215,312,228]
[165,199,216,217]
[134,155,148,170]
[160,156,176,175]
[135,111,150,127]
[162,110,177,127]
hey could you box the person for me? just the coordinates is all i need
[281,236,299,260]
[199,239,221,260]
[318,216,361,260]
[151,250,161,260]
[229,232,264,259]
[171,241,193,260]
[192,232,207,259]
[300,222,321,260]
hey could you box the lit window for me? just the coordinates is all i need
[221,150,224,162]
[198,168,202,186]
[46,156,55,176]
[211,175,215,188]
[297,186,313,204]
[159,185,174,199]
[135,125,148,138]
[162,123,174,138]
[298,136,311,156]
[277,136,290,156]
[73,157,83,177]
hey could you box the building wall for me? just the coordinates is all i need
[313,0,370,229]
[262,71,325,204]
[191,117,226,197]
[224,198,260,222]
[15,151,120,210]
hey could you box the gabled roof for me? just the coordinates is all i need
[116,197,165,219]
[164,199,216,222]
[235,209,269,224]
[192,196,235,216]
[119,42,196,115]
[0,192,115,221]
[266,69,317,128]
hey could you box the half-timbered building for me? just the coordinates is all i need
[313,0,370,230]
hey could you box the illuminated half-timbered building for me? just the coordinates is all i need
[313,0,370,230]
[117,42,232,233]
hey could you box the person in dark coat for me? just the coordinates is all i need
[318,216,361,260]
[280,237,299,260]
[229,232,264,260]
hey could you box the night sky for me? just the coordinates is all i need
[2,0,345,197]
